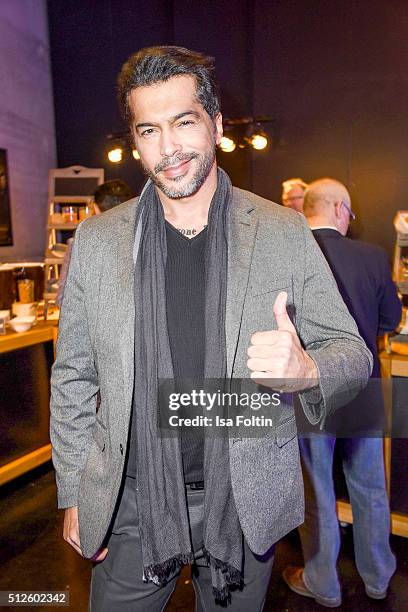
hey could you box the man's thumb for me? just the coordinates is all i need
[273,291,295,332]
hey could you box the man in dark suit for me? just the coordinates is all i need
[283,178,401,607]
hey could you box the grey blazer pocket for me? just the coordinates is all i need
[249,277,290,298]
[244,285,294,333]
[275,417,297,448]
[92,419,106,452]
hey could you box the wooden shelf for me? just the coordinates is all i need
[44,257,65,265]
[0,321,57,354]
[44,166,104,321]
[47,223,79,230]
[51,195,93,203]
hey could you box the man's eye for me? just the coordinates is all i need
[178,120,195,127]
[141,128,156,137]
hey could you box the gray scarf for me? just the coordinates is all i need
[132,168,243,604]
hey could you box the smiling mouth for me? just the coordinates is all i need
[161,159,192,179]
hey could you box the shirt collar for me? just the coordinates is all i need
[309,225,341,233]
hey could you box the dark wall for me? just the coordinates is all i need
[48,0,408,259]
[48,0,173,195]
[47,0,254,196]
[253,0,408,258]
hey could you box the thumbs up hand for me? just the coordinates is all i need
[247,291,318,392]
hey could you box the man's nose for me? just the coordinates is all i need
[160,127,181,158]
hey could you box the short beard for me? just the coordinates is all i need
[142,149,216,199]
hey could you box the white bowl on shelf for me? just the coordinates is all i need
[9,316,36,333]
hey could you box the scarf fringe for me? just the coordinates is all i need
[144,552,194,586]
[202,546,244,604]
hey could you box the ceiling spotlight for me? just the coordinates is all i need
[132,149,140,160]
[219,136,236,153]
[107,147,123,163]
[250,133,268,150]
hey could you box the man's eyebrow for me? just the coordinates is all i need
[135,110,200,130]
[171,110,200,122]
[135,121,157,129]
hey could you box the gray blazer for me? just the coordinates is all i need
[50,187,372,558]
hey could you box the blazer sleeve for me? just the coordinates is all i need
[55,238,73,306]
[377,249,402,334]
[297,222,373,425]
[50,223,99,509]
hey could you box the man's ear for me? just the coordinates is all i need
[334,200,342,219]
[214,113,223,145]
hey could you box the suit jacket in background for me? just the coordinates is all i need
[312,228,401,377]
[312,228,401,436]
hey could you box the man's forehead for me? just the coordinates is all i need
[128,75,202,119]
[286,185,303,195]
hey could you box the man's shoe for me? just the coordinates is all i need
[282,566,342,608]
[365,586,388,600]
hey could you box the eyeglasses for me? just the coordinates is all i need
[341,200,356,221]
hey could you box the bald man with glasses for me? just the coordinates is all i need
[283,178,401,607]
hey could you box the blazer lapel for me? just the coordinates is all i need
[226,190,258,376]
[115,201,138,416]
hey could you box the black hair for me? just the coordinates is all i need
[117,46,220,124]
[93,179,133,212]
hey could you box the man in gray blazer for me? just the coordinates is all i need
[50,46,372,611]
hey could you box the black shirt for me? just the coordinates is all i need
[165,222,207,483]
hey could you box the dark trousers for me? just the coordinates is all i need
[90,476,274,611]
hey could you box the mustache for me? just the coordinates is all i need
[154,152,199,174]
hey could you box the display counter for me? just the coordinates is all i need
[0,321,57,485]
